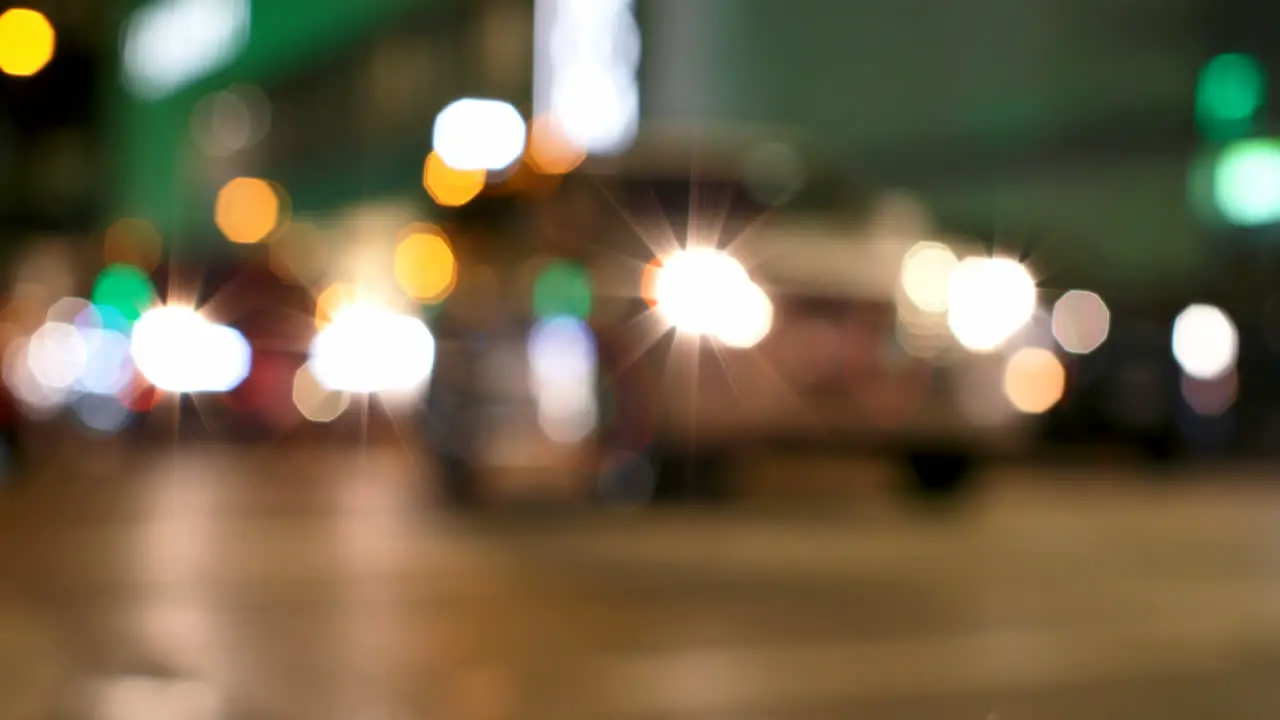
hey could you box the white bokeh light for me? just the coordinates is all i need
[432,98,527,171]
[714,281,774,349]
[654,249,751,336]
[122,0,251,99]
[27,322,88,390]
[900,241,958,313]
[946,257,1037,353]
[131,306,252,393]
[308,304,435,393]
[1051,290,1111,355]
[1172,303,1238,381]
[77,328,135,395]
[3,337,68,413]
[528,316,598,443]
[534,0,639,155]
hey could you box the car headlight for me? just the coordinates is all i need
[308,303,435,393]
[946,257,1037,353]
[131,306,252,393]
[651,249,774,348]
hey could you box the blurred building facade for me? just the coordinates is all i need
[0,0,109,242]
[107,0,1280,300]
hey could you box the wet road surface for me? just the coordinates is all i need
[1,441,1279,718]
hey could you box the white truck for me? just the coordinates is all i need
[424,149,1041,505]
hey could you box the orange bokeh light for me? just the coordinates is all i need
[215,177,286,244]
[423,152,486,207]
[640,258,662,307]
[527,116,586,175]
[394,224,457,303]
[524,117,586,175]
[314,281,357,329]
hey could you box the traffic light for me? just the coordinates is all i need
[1196,53,1265,141]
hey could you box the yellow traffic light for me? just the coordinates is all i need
[0,8,55,77]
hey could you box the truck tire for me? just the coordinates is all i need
[901,448,976,503]
[652,446,733,504]
[435,454,481,510]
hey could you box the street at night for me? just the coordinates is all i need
[2,444,1279,718]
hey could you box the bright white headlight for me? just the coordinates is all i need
[308,304,436,393]
[131,306,252,393]
[651,249,771,347]
[946,257,1037,353]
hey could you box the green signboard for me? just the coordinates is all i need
[111,0,421,234]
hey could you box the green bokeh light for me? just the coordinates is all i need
[1213,137,1280,227]
[532,260,593,320]
[91,264,157,324]
[1197,53,1265,139]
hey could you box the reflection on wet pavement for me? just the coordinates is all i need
[1,444,1279,717]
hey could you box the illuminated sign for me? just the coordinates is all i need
[122,0,250,100]
[534,0,639,155]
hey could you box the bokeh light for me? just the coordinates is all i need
[308,304,435,393]
[900,241,958,313]
[214,177,285,244]
[27,322,87,391]
[1197,53,1265,137]
[121,0,249,99]
[0,8,55,77]
[432,97,527,171]
[532,260,593,320]
[394,226,457,303]
[536,0,640,155]
[713,281,774,349]
[1181,370,1238,417]
[103,218,163,271]
[946,257,1037,353]
[91,265,157,324]
[131,307,252,393]
[73,393,133,434]
[314,282,357,329]
[76,328,134,396]
[640,258,662,308]
[526,116,586,175]
[423,151,486,207]
[1051,290,1110,355]
[191,84,271,157]
[291,363,350,423]
[1212,137,1280,227]
[1172,303,1238,381]
[3,337,65,414]
[1002,347,1066,414]
[46,296,91,325]
[654,249,750,335]
[528,315,598,443]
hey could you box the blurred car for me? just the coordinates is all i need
[423,142,1041,505]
